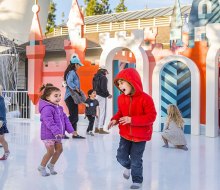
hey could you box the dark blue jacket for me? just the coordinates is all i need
[0,96,6,122]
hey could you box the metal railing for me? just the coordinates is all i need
[2,91,30,119]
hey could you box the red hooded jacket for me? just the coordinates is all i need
[111,68,157,142]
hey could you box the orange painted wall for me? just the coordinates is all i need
[180,41,208,124]
[77,61,99,113]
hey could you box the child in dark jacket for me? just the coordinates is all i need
[108,68,157,189]
[85,89,99,136]
[0,85,10,160]
[38,84,74,176]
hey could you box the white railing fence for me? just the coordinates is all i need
[2,91,30,119]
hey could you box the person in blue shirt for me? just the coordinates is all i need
[0,85,10,160]
[64,55,85,139]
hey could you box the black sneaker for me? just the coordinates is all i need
[72,135,86,139]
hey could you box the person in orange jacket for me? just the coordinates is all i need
[108,68,157,189]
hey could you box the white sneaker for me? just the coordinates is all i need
[89,131,95,136]
[38,166,50,177]
[123,168,130,179]
[130,183,142,189]
[47,163,57,175]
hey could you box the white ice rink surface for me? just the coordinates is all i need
[0,120,220,190]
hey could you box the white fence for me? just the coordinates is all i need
[2,91,30,119]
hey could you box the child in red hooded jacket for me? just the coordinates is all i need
[108,68,156,189]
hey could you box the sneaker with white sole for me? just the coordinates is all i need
[130,183,142,189]
[38,166,50,177]
[0,151,10,160]
[47,163,57,175]
[89,131,95,136]
[123,168,130,179]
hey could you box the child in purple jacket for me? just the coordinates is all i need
[38,84,74,176]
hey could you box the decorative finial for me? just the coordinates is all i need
[32,0,40,13]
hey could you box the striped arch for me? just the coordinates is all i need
[152,55,200,135]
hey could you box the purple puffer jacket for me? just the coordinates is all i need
[39,99,74,140]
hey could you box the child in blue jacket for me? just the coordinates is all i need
[0,85,10,160]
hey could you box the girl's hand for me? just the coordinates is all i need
[55,134,63,138]
[108,120,117,130]
[119,116,131,125]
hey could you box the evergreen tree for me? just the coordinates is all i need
[96,0,111,15]
[115,0,127,13]
[84,0,111,16]
[46,1,57,33]
[84,0,97,16]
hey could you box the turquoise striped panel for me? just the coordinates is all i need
[161,61,191,134]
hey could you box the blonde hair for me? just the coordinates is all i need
[166,104,184,128]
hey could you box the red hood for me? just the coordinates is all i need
[114,68,143,96]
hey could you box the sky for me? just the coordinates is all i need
[53,0,193,25]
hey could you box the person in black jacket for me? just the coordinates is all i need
[93,68,112,134]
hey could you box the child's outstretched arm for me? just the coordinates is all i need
[131,96,157,126]
[41,107,62,137]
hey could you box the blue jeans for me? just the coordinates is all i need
[116,137,146,183]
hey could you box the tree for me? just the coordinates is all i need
[115,0,127,13]
[84,0,111,16]
[46,1,57,34]
[96,0,111,15]
[84,0,97,16]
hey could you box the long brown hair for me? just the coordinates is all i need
[166,104,184,129]
[40,83,60,101]
[64,64,77,81]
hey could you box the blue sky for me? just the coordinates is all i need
[53,0,193,25]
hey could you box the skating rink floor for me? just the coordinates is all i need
[0,119,220,190]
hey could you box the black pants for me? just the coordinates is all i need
[65,96,78,131]
[86,115,95,132]
[116,137,146,183]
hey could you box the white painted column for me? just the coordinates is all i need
[206,23,220,137]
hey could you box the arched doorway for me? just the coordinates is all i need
[98,30,149,124]
[113,60,136,114]
[152,55,200,135]
[160,61,191,134]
